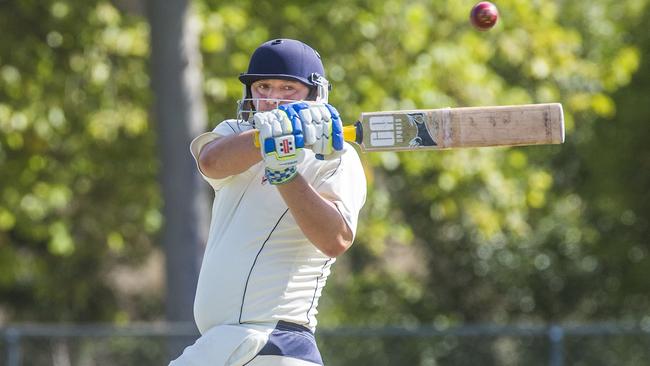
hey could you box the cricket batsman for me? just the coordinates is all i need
[169,39,367,365]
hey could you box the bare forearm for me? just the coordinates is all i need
[277,175,353,257]
[198,130,261,179]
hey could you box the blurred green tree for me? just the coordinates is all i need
[0,1,160,322]
[0,0,649,335]
[311,0,650,327]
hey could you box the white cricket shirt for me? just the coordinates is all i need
[190,120,366,334]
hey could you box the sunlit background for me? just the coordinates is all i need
[1,0,649,364]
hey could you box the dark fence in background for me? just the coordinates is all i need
[1,322,649,365]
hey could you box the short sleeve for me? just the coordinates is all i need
[190,120,253,191]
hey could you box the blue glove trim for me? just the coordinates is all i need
[324,104,344,151]
[279,103,310,144]
[294,134,305,149]
[263,137,276,154]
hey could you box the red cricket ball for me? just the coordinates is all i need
[470,1,499,31]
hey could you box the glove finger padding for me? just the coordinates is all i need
[272,109,293,135]
[279,103,306,149]
[324,104,344,151]
[276,102,345,160]
[254,112,272,141]
[311,104,344,159]
[298,108,316,146]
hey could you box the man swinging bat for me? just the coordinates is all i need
[169,38,366,366]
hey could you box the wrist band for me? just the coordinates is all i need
[265,167,297,185]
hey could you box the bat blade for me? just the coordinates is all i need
[344,103,565,152]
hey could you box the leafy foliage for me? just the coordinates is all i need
[1,0,649,329]
[0,1,160,322]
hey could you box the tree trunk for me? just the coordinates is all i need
[146,0,208,359]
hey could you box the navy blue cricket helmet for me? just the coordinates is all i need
[239,39,330,102]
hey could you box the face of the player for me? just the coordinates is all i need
[250,79,310,111]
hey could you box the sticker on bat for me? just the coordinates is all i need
[368,115,404,147]
[407,113,437,147]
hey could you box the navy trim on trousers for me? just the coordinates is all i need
[256,321,324,365]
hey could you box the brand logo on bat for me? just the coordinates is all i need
[367,113,436,148]
[368,116,403,147]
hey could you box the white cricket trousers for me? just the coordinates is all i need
[169,321,324,366]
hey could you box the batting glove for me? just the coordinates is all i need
[280,102,344,160]
[255,109,305,185]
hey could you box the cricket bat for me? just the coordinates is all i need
[342,103,564,152]
[253,103,564,152]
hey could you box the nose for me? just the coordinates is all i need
[257,89,285,111]
[258,98,278,111]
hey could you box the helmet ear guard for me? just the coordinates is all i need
[308,73,331,103]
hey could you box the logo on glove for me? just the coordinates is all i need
[276,135,295,156]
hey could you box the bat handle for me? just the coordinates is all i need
[342,122,363,145]
[253,130,260,148]
[255,123,363,148]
